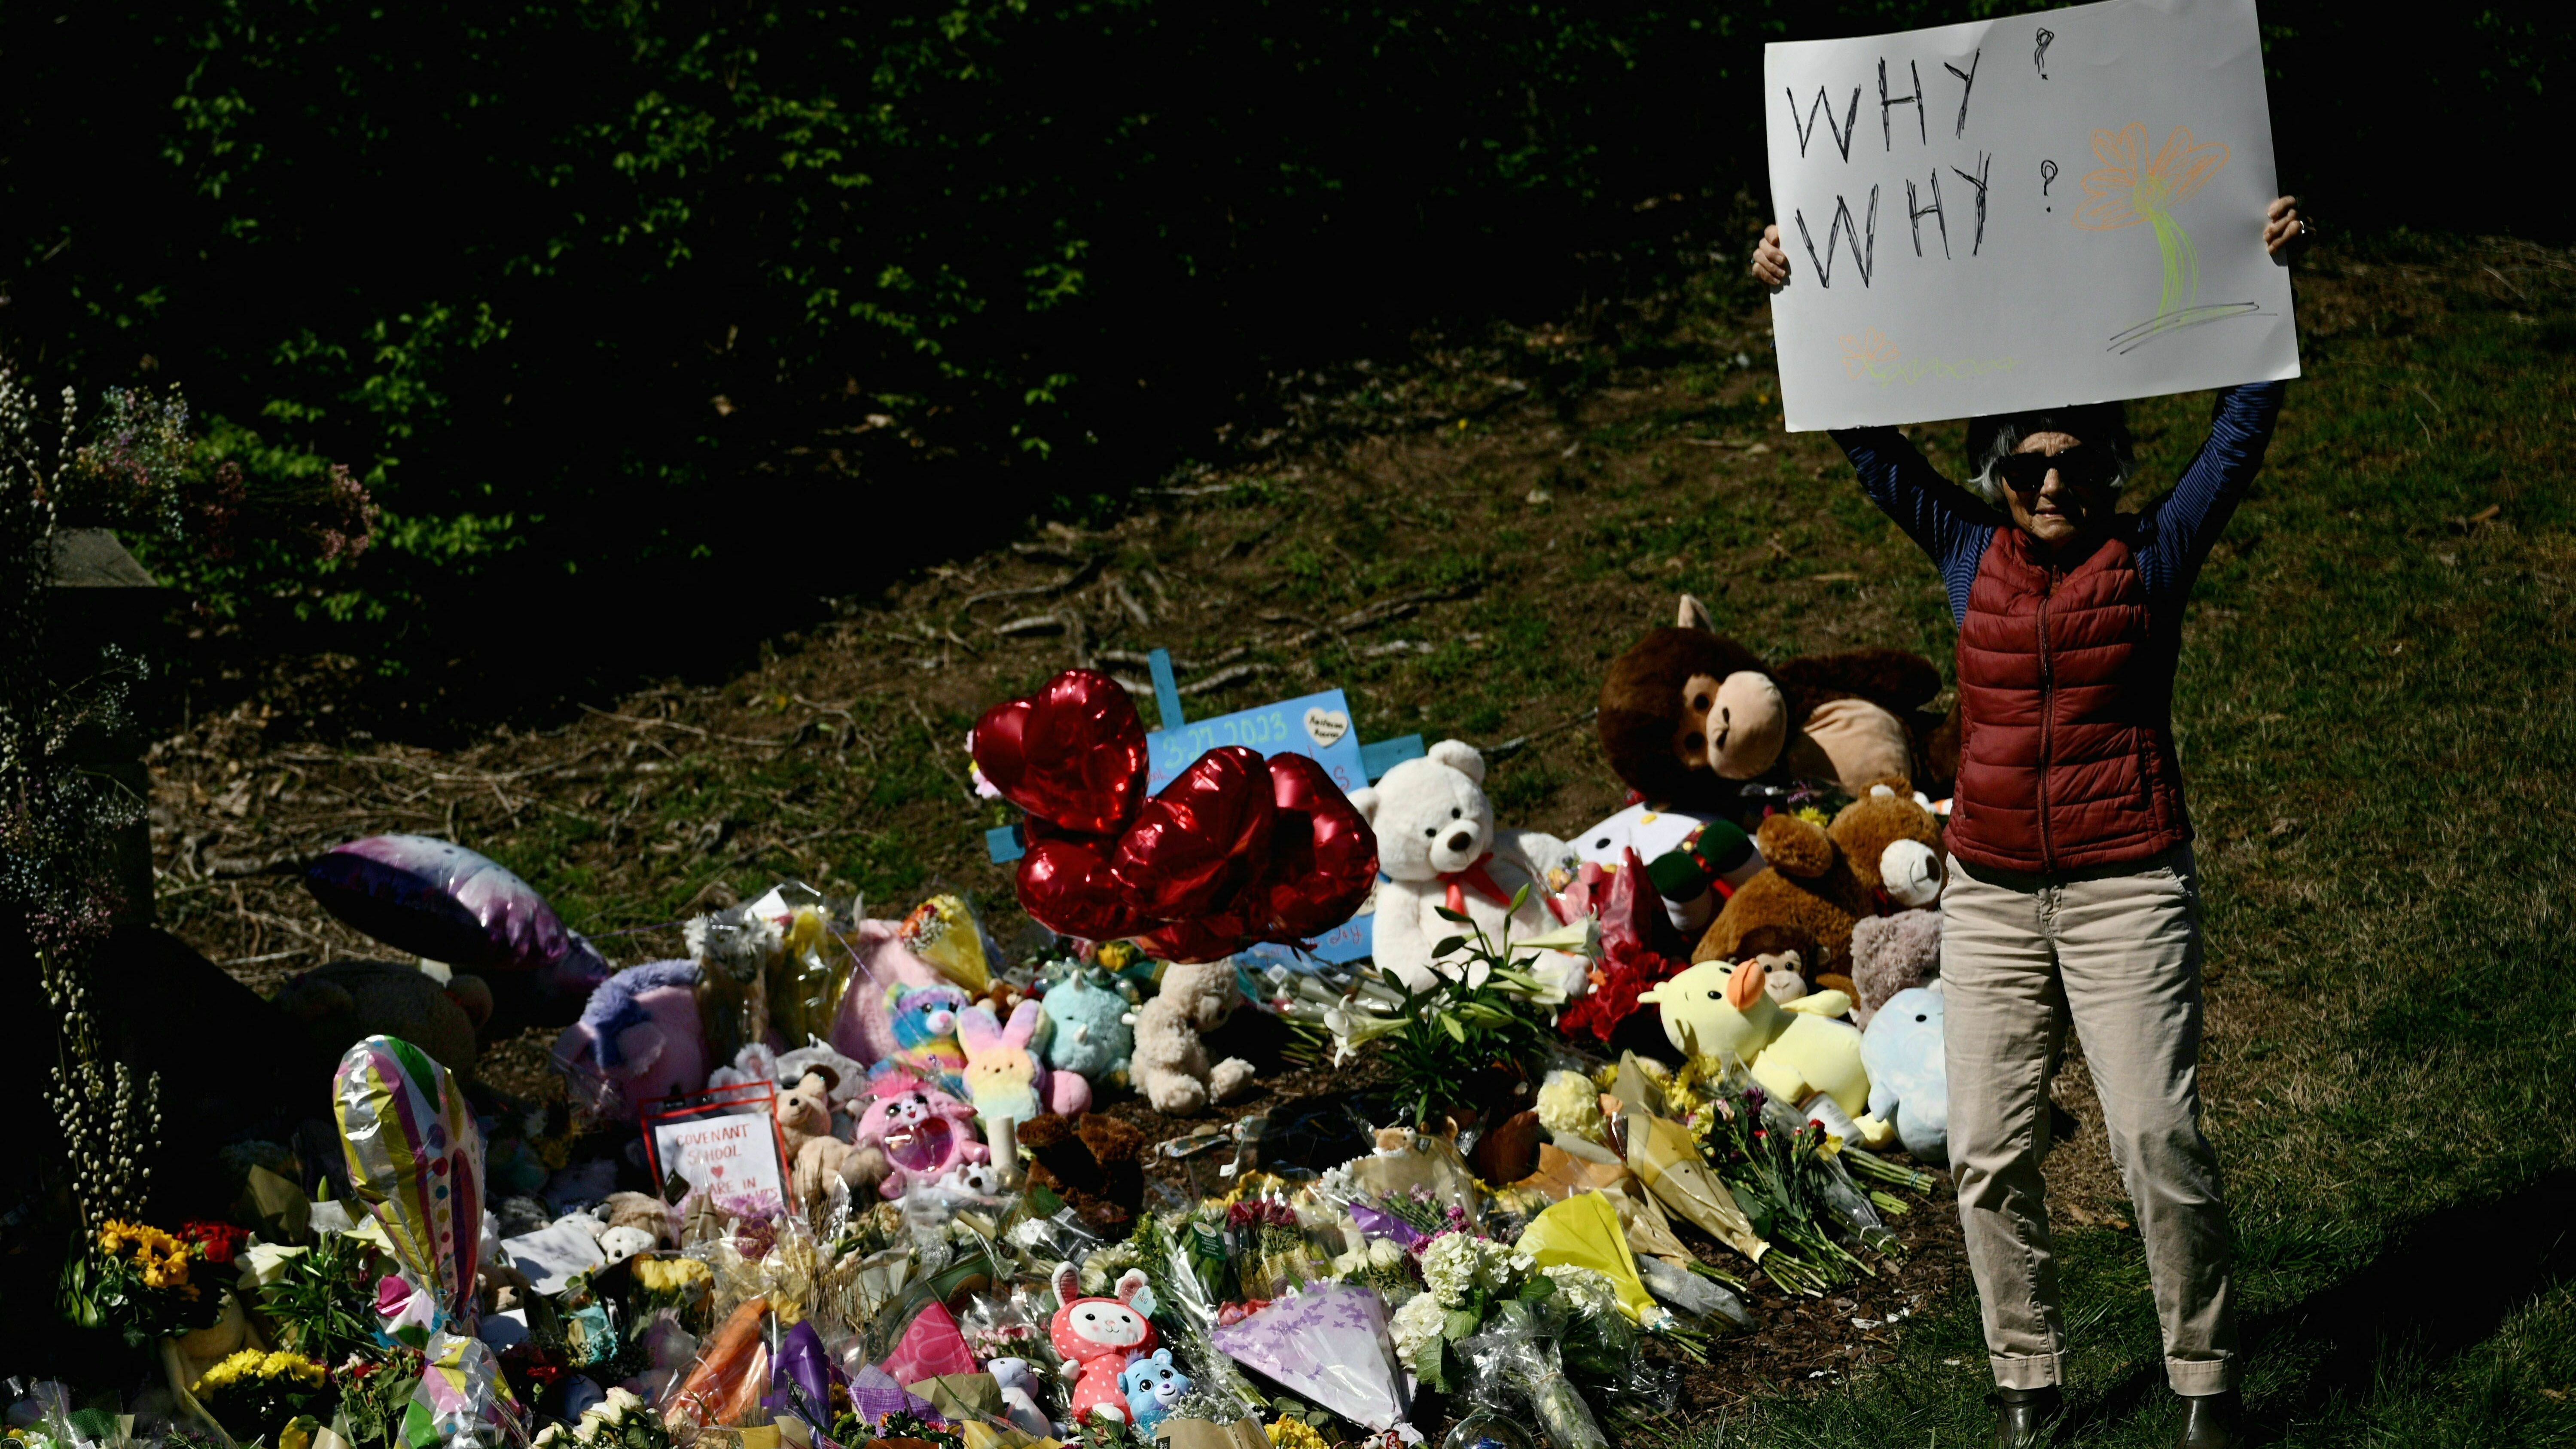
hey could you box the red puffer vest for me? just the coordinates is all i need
[1947,526,2191,873]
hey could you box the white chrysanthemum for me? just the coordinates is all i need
[1543,1263,1619,1318]
[1419,1233,1483,1307]
[1389,1290,1447,1365]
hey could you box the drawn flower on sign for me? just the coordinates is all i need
[2074,123,2232,336]
[1838,328,1899,380]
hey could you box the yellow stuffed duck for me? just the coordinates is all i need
[1639,958,1874,1124]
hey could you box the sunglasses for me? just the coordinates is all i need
[1995,447,2115,494]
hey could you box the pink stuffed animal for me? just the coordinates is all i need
[549,960,708,1119]
[957,1000,1091,1135]
[851,1071,988,1199]
[1049,1262,1154,1425]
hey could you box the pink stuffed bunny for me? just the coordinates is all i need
[850,1070,987,1199]
[957,1001,1091,1133]
[1049,1262,1154,1425]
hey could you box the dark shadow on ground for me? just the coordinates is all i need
[2073,1168,2576,1440]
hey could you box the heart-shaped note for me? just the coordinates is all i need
[1302,707,1351,748]
[1112,746,1277,921]
[972,670,1148,836]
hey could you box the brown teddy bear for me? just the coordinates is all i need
[1017,1112,1147,1236]
[1597,597,1957,811]
[1692,782,1945,982]
[775,1067,891,1206]
[270,959,491,1078]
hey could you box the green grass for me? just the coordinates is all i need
[1661,240,2576,1445]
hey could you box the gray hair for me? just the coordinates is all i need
[1965,402,2136,507]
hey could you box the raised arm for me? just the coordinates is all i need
[2138,380,2287,602]
[1831,425,2002,621]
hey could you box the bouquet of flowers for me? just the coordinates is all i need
[1227,1199,1331,1304]
[255,1230,381,1365]
[1457,1300,1609,1449]
[534,1387,671,1449]
[334,1349,424,1449]
[1330,1182,1468,1252]
[1384,1232,1553,1393]
[1686,1077,1876,1291]
[189,1349,333,1443]
[59,1219,220,1348]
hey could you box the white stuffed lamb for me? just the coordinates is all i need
[1348,739,1582,997]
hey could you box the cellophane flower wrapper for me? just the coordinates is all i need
[1210,1283,1415,1442]
[1128,1211,1258,1411]
[1225,1201,1332,1304]
[1458,1303,1606,1449]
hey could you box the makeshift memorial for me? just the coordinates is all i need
[987,1357,1054,1438]
[662,1296,770,1432]
[776,1068,891,1207]
[1639,960,1870,1119]
[1861,986,1951,1165]
[972,671,1378,959]
[57,1218,220,1348]
[305,835,610,1006]
[252,1228,379,1364]
[957,1000,1091,1132]
[1017,1113,1148,1237]
[1513,1194,1658,1327]
[1349,903,1558,1131]
[1344,740,1580,996]
[1671,1067,1878,1291]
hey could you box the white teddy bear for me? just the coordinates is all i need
[1348,739,1584,998]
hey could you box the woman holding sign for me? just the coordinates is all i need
[1751,197,2305,1449]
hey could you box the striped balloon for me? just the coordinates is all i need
[333,1035,483,1320]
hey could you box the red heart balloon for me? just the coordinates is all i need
[1017,836,1153,942]
[1139,915,1259,964]
[972,670,1148,837]
[1251,752,1381,937]
[1111,746,1276,921]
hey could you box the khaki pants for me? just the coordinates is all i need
[1940,846,2238,1395]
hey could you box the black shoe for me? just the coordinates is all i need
[1992,1384,2063,1449]
[2175,1390,2242,1449]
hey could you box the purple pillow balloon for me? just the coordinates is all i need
[307,834,610,1001]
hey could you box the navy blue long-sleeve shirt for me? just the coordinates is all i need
[1830,381,2287,630]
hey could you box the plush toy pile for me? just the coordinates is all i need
[15,601,1969,1449]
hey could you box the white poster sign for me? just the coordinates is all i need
[1763,0,2299,431]
[650,1110,787,1216]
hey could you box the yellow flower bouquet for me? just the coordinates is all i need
[188,1348,334,1443]
[58,1219,222,1348]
